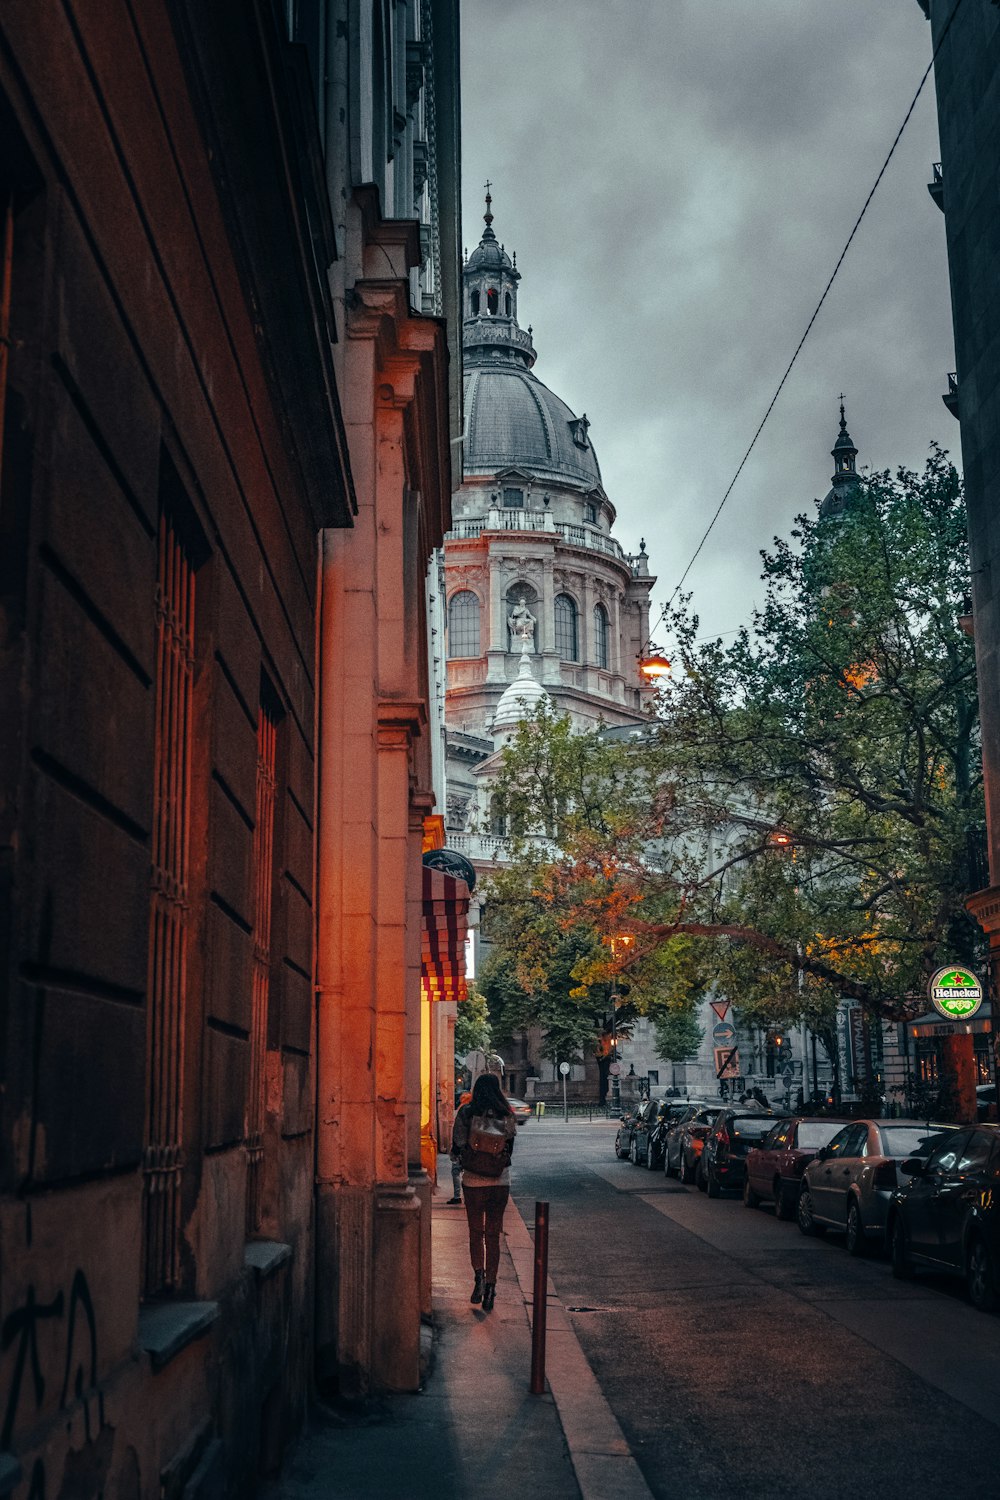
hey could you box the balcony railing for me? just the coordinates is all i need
[445,509,628,562]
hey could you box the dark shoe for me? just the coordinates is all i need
[482,1282,496,1312]
[446,1197,462,1205]
[470,1272,486,1305]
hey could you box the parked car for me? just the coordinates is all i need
[662,1102,717,1178]
[505,1095,532,1126]
[674,1104,725,1185]
[887,1124,1000,1309]
[635,1098,702,1169]
[627,1096,670,1166]
[978,1084,997,1121]
[744,1116,852,1219]
[614,1104,643,1159]
[701,1108,786,1197]
[797,1118,959,1253]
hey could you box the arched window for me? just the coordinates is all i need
[448,590,480,658]
[555,594,578,662]
[505,292,512,315]
[489,795,507,838]
[593,604,609,670]
[470,289,480,316]
[487,287,498,315]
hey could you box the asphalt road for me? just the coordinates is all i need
[510,1120,1000,1500]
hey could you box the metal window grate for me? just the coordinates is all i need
[143,510,196,1298]
[246,705,277,1233]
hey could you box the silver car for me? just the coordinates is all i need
[797,1119,959,1253]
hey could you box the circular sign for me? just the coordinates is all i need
[608,1062,622,1077]
[422,847,476,892]
[712,1022,736,1045]
[928,965,983,1020]
[559,1061,571,1076]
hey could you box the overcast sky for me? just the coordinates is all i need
[459,0,955,644]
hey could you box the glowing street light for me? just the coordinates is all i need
[638,649,671,680]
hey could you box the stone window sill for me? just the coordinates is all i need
[244,1240,292,1281]
[138,1301,219,1371]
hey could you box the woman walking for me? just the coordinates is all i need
[451,1073,517,1311]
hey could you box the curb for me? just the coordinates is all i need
[504,1194,654,1500]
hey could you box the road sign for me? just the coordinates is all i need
[710,1000,731,1022]
[559,1061,571,1076]
[712,1021,736,1046]
[714,1046,740,1080]
[781,1065,794,1085]
[609,1062,622,1076]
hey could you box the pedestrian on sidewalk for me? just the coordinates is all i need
[447,1089,473,1204]
[451,1073,516,1311]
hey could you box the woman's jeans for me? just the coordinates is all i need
[462,1184,510,1280]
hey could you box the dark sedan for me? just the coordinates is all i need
[628,1096,675,1167]
[669,1104,721,1183]
[887,1124,1000,1310]
[797,1118,959,1252]
[744,1117,852,1219]
[614,1103,643,1159]
[701,1108,786,1198]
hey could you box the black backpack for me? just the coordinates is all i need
[459,1111,511,1177]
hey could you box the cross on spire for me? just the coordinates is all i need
[483,179,493,228]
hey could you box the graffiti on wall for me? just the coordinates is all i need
[1,1267,116,1499]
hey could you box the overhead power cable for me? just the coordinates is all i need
[641,0,965,653]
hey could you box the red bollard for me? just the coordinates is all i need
[530,1200,549,1395]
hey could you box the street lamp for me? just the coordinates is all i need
[638,648,671,680]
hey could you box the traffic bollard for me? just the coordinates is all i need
[530,1200,549,1395]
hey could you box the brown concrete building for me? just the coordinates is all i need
[918,2,1000,1056]
[0,1,461,1495]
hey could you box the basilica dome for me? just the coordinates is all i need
[461,188,603,492]
[463,365,603,489]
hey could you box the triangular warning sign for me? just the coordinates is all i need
[710,1000,730,1022]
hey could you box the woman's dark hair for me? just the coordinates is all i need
[470,1072,512,1116]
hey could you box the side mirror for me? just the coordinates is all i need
[815,1146,829,1162]
[901,1157,927,1177]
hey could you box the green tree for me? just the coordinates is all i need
[653,1008,704,1063]
[454,985,492,1058]
[481,450,983,1050]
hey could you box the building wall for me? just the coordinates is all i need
[0,0,461,1493]
[923,3,1000,1001]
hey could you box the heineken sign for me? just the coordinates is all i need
[928,965,984,1020]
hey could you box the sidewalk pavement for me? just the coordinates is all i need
[263,1162,652,1500]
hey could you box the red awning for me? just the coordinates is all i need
[421,864,470,1003]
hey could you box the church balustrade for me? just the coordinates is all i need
[446,513,627,562]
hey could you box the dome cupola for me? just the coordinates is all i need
[819,399,862,519]
[463,184,536,369]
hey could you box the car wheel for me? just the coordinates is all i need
[967,1235,998,1313]
[775,1182,795,1222]
[706,1163,720,1198]
[614,1133,626,1159]
[646,1139,657,1170]
[696,1161,707,1192]
[743,1177,760,1209]
[890,1215,912,1280]
[846,1199,867,1257]
[797,1184,824,1237]
[679,1153,692,1184]
[664,1148,677,1178]
[630,1137,639,1165]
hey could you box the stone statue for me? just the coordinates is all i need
[507,596,536,650]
